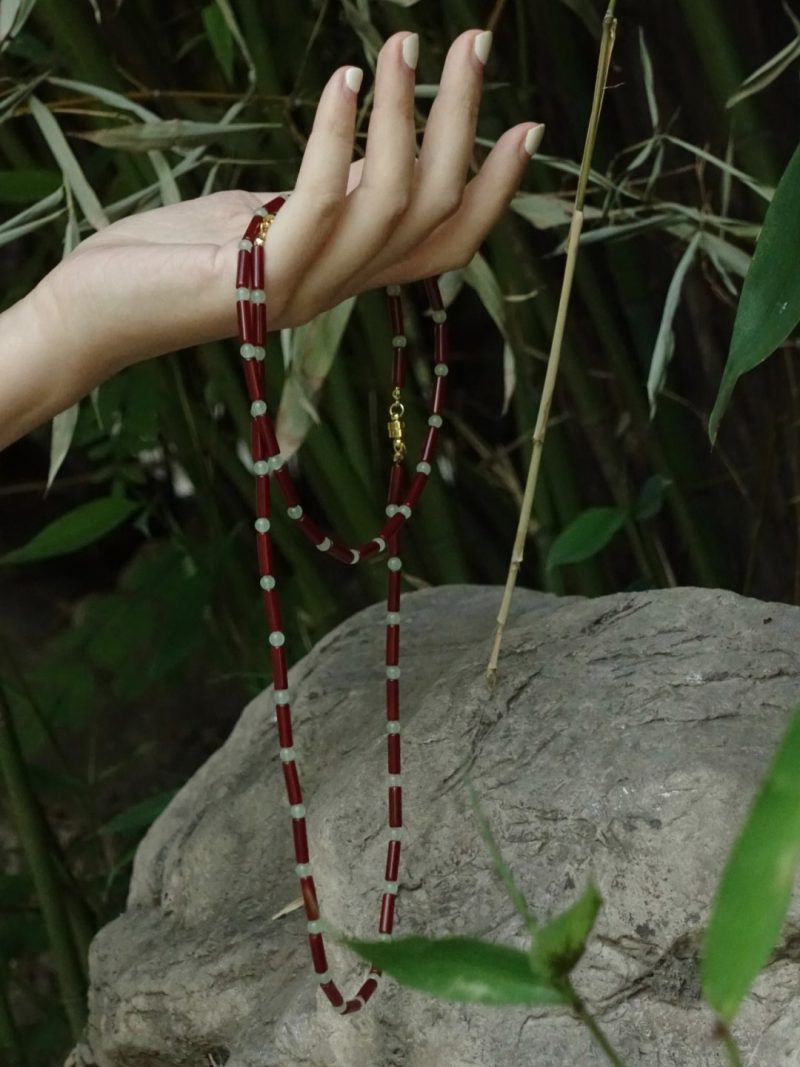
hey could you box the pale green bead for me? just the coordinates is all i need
[386,612,400,625]
[392,335,407,348]
[386,284,401,296]
[274,688,289,703]
[428,414,443,428]
[433,364,449,377]
[387,722,401,734]
[317,537,332,552]
[384,881,399,895]
[289,803,305,818]
[240,343,255,360]
[307,919,322,934]
[431,309,448,324]
[398,505,411,519]
[385,504,398,517]
[386,666,401,680]
[238,238,253,251]
[254,460,269,476]
[279,747,295,762]
[387,556,402,571]
[389,826,404,840]
[388,774,401,787]
[269,630,285,647]
[253,345,266,362]
[235,286,250,301]
[416,462,431,476]
[250,400,267,417]
[373,537,386,553]
[251,288,266,304]
[287,505,303,520]
[260,575,275,590]
[296,862,311,877]
[350,549,360,564]
[254,518,270,534]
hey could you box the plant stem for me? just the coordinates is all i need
[571,993,628,1067]
[718,1023,745,1067]
[0,687,87,1041]
[486,4,618,683]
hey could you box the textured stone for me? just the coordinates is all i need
[82,586,800,1066]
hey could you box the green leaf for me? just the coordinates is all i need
[634,475,672,522]
[647,231,701,416]
[75,119,277,152]
[0,496,138,565]
[546,506,626,572]
[99,789,177,835]
[47,401,80,490]
[726,30,800,109]
[709,143,800,443]
[346,935,570,1006]
[531,883,603,979]
[702,708,800,1022]
[202,3,234,82]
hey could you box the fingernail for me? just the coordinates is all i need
[524,123,545,157]
[402,33,419,71]
[474,30,493,65]
[345,66,363,94]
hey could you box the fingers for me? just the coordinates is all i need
[260,65,361,313]
[357,123,546,288]
[413,30,492,222]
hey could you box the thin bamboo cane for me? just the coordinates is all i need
[486,3,618,684]
[0,687,87,1042]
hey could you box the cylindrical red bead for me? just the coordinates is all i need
[358,540,380,560]
[388,786,402,827]
[276,706,292,748]
[275,468,299,506]
[320,979,344,1007]
[386,679,399,720]
[253,304,266,346]
[379,893,396,934]
[406,473,427,508]
[388,733,401,774]
[386,626,399,664]
[271,650,288,690]
[382,514,404,540]
[388,464,405,505]
[328,543,354,565]
[432,376,447,413]
[309,934,328,973]
[297,514,324,544]
[421,428,437,464]
[253,246,264,288]
[435,327,448,363]
[387,573,401,613]
[292,818,309,863]
[392,350,406,388]
[258,419,280,457]
[236,250,251,288]
[236,299,252,341]
[358,976,379,1003]
[251,421,266,461]
[389,299,403,336]
[265,591,282,633]
[243,360,262,400]
[300,875,319,919]
[385,840,401,882]
[283,761,302,805]
[343,999,362,1015]
[257,536,272,575]
[256,478,270,516]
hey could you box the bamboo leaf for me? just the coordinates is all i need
[203,3,234,83]
[462,252,517,412]
[709,143,800,443]
[47,403,80,491]
[511,193,600,230]
[558,0,602,37]
[0,168,60,203]
[546,507,626,572]
[634,475,672,521]
[702,708,800,1023]
[647,231,701,416]
[276,298,357,458]
[27,95,108,231]
[0,0,38,46]
[74,118,278,151]
[726,32,800,109]
[0,497,138,565]
[346,935,570,1006]
[531,883,603,979]
[99,789,177,835]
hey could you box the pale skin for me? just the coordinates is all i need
[0,29,543,451]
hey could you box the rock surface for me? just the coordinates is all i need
[84,586,800,1066]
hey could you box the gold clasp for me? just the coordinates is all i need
[387,387,406,464]
[254,213,276,246]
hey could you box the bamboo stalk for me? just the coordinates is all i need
[486,3,618,684]
[0,962,27,1067]
[0,687,87,1041]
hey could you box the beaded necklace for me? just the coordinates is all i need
[235,197,449,1014]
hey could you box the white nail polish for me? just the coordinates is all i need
[345,67,363,94]
[524,124,545,157]
[474,30,493,65]
[402,34,419,71]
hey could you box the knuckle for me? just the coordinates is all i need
[313,189,342,221]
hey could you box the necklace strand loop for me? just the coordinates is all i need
[236,197,449,1013]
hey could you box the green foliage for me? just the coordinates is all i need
[531,882,602,980]
[546,506,626,572]
[0,497,139,565]
[702,708,800,1023]
[346,935,571,1006]
[709,143,800,442]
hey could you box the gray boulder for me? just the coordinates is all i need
[83,586,800,1066]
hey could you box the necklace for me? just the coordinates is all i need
[235,197,449,1014]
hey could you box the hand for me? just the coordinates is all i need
[3,29,543,449]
